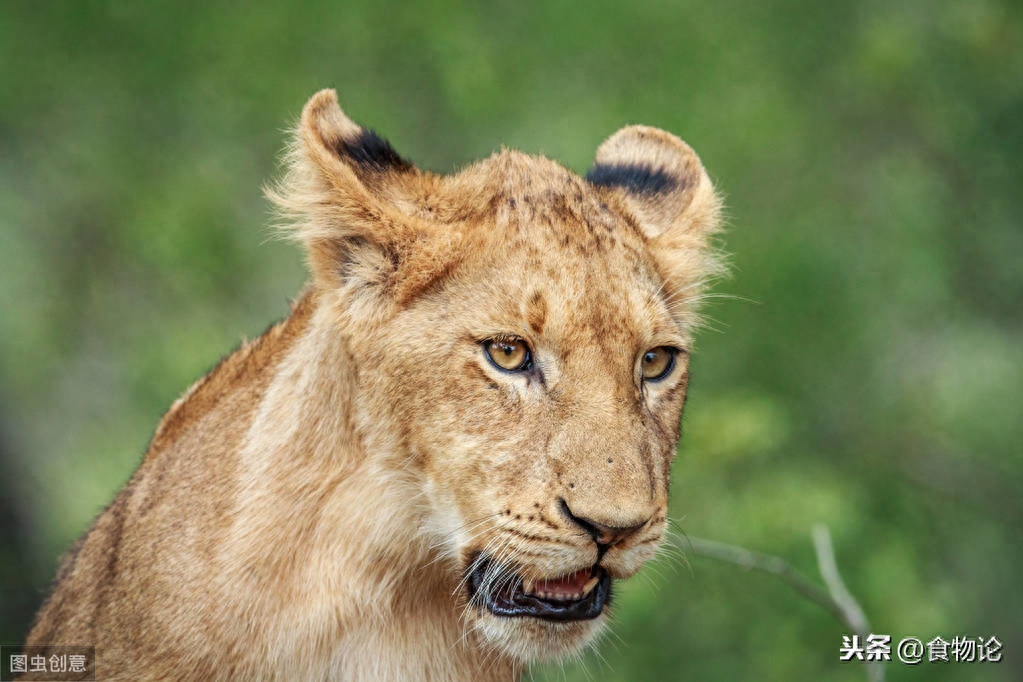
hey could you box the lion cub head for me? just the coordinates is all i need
[272,90,723,664]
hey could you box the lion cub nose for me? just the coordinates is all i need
[559,499,651,546]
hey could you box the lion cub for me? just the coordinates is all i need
[26,89,723,681]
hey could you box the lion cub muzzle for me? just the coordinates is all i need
[463,495,658,623]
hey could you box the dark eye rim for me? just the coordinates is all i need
[481,337,534,373]
[642,346,680,383]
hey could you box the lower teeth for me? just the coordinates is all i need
[534,591,581,601]
[521,575,599,601]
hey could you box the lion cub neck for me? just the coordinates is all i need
[219,293,521,680]
[27,290,519,681]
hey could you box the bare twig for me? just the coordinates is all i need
[681,536,850,626]
[812,525,882,682]
[678,529,883,682]
[811,526,870,637]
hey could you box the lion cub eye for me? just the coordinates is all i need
[641,347,677,382]
[483,338,532,372]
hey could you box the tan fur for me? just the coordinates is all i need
[25,89,724,681]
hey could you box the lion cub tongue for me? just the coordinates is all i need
[522,568,598,601]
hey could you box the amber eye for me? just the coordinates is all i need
[483,338,532,372]
[641,347,676,381]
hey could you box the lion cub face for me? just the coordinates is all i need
[275,90,722,663]
[394,230,690,660]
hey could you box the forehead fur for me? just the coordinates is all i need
[408,152,659,303]
[429,151,648,258]
[414,153,699,345]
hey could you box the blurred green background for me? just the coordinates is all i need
[1,1,1020,680]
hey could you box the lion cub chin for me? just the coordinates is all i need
[25,89,722,681]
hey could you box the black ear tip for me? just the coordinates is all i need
[336,129,414,174]
[586,163,681,196]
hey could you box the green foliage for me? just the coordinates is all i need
[1,1,1020,679]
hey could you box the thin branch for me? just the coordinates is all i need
[811,526,870,637]
[680,535,851,627]
[812,525,882,682]
[677,530,883,682]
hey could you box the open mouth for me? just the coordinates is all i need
[466,557,611,621]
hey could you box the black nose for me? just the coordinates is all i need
[559,498,648,547]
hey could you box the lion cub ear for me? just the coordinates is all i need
[297,88,415,192]
[587,125,725,306]
[268,89,445,297]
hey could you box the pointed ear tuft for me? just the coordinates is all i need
[267,89,433,296]
[336,128,414,175]
[300,88,414,187]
